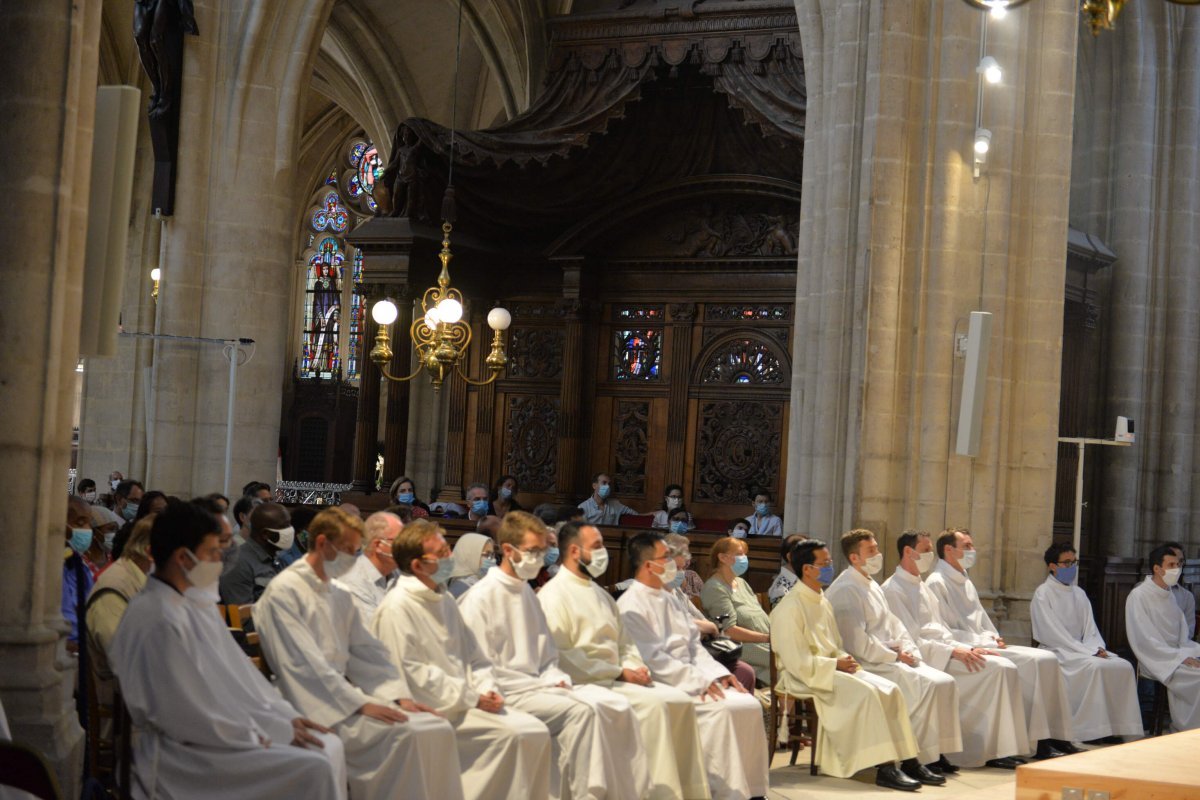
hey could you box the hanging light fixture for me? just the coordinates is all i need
[367,0,509,392]
[961,0,1200,35]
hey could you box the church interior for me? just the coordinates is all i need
[3,0,1200,798]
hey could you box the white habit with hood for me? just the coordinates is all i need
[1125,576,1200,732]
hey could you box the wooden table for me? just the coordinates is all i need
[1015,729,1200,800]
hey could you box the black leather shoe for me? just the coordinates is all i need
[1034,740,1067,759]
[1049,739,1084,754]
[985,757,1021,769]
[876,763,922,792]
[930,755,959,774]
[901,759,946,786]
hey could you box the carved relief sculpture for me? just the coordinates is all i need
[505,395,560,493]
[694,400,782,504]
[613,401,650,495]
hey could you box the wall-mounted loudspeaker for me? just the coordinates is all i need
[80,85,141,358]
[1115,416,1135,443]
[955,311,993,457]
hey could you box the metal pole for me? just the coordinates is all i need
[1073,441,1085,554]
[224,341,238,497]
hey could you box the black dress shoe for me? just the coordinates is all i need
[930,755,959,774]
[1049,739,1084,754]
[876,763,922,792]
[1034,741,1067,759]
[901,759,946,786]
[1008,755,1028,764]
[985,757,1021,769]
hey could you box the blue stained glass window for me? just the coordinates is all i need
[347,250,365,379]
[614,329,662,381]
[357,145,383,197]
[301,237,344,379]
[311,191,349,234]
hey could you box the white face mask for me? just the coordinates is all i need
[324,549,357,580]
[1162,567,1182,587]
[960,549,977,569]
[110,479,120,492]
[266,525,295,551]
[509,548,545,581]
[583,546,609,578]
[915,551,936,574]
[183,548,223,593]
[83,490,97,503]
[665,496,681,511]
[863,553,884,576]
[655,558,678,586]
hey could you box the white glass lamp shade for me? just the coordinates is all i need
[150,268,161,282]
[436,297,463,324]
[487,307,512,331]
[424,306,441,327]
[371,299,399,326]
[974,129,992,155]
[978,56,1002,84]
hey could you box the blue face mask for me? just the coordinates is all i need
[121,503,139,522]
[545,547,560,566]
[667,572,685,590]
[498,487,513,500]
[597,484,611,500]
[817,564,834,585]
[69,528,93,554]
[755,502,769,516]
[1054,564,1077,586]
[470,499,489,516]
[480,555,496,576]
[397,491,415,504]
[429,557,455,585]
[731,554,750,576]
[670,520,688,534]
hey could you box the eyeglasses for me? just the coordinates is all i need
[1056,559,1077,567]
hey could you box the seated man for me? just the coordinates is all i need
[1126,544,1200,731]
[825,530,961,785]
[1164,541,1197,640]
[109,501,345,799]
[1031,543,1143,742]
[334,511,402,615]
[371,519,552,800]
[539,523,709,800]
[256,507,463,800]
[86,514,154,704]
[618,532,769,800]
[577,472,638,526]
[925,527,1076,758]
[219,501,293,604]
[882,530,1029,769]
[768,538,921,791]
[767,533,805,607]
[465,482,491,523]
[64,496,96,654]
[742,489,782,537]
[458,510,648,800]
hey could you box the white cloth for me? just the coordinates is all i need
[826,567,962,763]
[1171,583,1197,640]
[458,567,646,800]
[767,567,798,607]
[109,578,345,800]
[742,514,782,537]
[881,567,1029,766]
[925,559,1073,743]
[1030,575,1143,740]
[370,574,552,800]
[539,569,707,800]
[1126,576,1200,732]
[618,580,769,799]
[768,580,917,778]
[333,554,396,617]
[255,559,462,800]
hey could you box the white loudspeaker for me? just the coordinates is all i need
[1115,416,1135,443]
[80,86,141,358]
[955,311,993,457]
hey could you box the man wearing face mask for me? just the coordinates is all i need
[113,478,145,524]
[1163,541,1197,639]
[463,482,492,524]
[743,490,782,537]
[882,530,1029,770]
[578,472,638,526]
[256,507,461,800]
[371,519,553,800]
[64,495,97,654]
[1030,543,1142,743]
[109,501,347,799]
[219,502,293,605]
[108,470,124,493]
[825,530,961,786]
[700,537,771,685]
[769,538,921,791]
[459,511,644,800]
[925,528,1075,759]
[1125,543,1200,732]
[539,523,701,800]
[76,478,98,504]
[335,511,402,616]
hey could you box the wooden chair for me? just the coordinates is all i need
[1138,664,1169,736]
[0,740,61,800]
[756,591,771,615]
[767,651,818,775]
[83,652,116,782]
[224,604,273,679]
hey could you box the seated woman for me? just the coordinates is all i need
[663,531,703,598]
[488,474,524,517]
[650,484,693,530]
[446,532,495,598]
[700,537,771,685]
[388,475,429,518]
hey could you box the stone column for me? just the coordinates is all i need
[0,1,102,793]
[786,0,1078,630]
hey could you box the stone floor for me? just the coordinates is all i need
[766,752,1016,800]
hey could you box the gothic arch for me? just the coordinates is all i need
[690,330,792,392]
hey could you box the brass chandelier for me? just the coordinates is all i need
[959,0,1200,34]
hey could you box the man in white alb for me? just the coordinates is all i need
[925,528,1076,758]
[1030,543,1142,742]
[1125,543,1200,732]
[370,518,552,800]
[1164,541,1197,640]
[539,522,710,800]
[882,530,1029,769]
[255,506,463,800]
[458,510,649,800]
[618,532,769,800]
[825,529,961,786]
[109,501,346,800]
[334,510,401,616]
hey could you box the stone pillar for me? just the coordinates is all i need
[0,1,102,792]
[786,0,1078,628]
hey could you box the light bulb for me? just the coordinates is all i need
[371,299,398,326]
[974,129,992,155]
[487,307,512,331]
[989,4,1007,19]
[150,268,161,282]
[436,298,463,324]
[978,56,1002,85]
[424,306,441,328]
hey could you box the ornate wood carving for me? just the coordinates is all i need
[705,304,792,322]
[505,395,560,493]
[701,339,786,385]
[694,400,782,504]
[613,401,650,496]
[507,327,565,379]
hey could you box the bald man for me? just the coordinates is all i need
[336,511,403,615]
[220,502,294,605]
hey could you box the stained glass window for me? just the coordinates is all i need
[347,250,366,379]
[701,339,784,384]
[347,141,383,213]
[311,191,350,234]
[613,329,662,381]
[615,306,665,321]
[301,237,344,379]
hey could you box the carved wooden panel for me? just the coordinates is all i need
[507,327,564,379]
[705,304,792,322]
[504,395,560,493]
[694,400,782,503]
[701,338,785,384]
[613,400,650,495]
